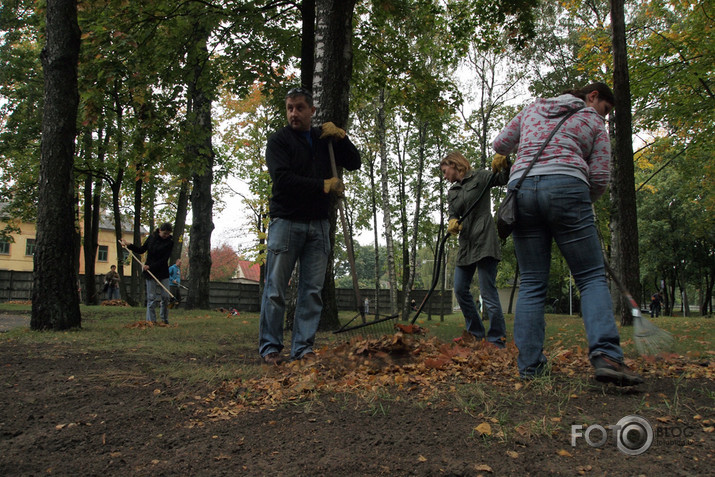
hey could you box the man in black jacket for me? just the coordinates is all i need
[259,87,361,365]
[120,222,174,324]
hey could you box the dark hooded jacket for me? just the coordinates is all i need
[128,230,173,280]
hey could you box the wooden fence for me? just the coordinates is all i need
[0,270,453,314]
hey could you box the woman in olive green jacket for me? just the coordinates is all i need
[440,151,510,347]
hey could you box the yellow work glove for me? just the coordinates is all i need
[491,153,509,173]
[447,218,462,236]
[320,121,346,140]
[323,177,344,195]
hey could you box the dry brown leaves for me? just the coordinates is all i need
[200,328,712,420]
[100,299,130,307]
[123,321,178,329]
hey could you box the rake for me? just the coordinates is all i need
[601,259,674,356]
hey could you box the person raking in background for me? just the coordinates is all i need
[104,264,121,300]
[440,151,511,348]
[169,259,182,308]
[493,82,643,386]
[119,223,174,324]
[258,87,362,365]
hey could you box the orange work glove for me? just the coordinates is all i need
[320,122,346,140]
[323,177,345,195]
[447,218,462,235]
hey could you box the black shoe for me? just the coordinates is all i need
[592,355,643,386]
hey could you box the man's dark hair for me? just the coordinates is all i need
[286,86,313,106]
[159,222,173,233]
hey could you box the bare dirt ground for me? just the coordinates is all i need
[0,317,713,476]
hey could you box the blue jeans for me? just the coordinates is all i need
[454,257,506,345]
[259,218,330,360]
[510,175,623,376]
[146,278,170,323]
[107,287,120,300]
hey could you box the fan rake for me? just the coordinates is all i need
[602,259,674,356]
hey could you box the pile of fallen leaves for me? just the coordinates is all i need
[100,299,130,307]
[200,327,713,420]
[5,300,31,305]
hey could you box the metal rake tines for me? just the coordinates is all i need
[333,313,400,337]
[632,313,675,356]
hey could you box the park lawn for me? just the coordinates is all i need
[1,303,710,385]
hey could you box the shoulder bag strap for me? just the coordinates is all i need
[511,106,585,191]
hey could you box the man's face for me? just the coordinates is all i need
[176,259,182,267]
[286,95,315,132]
[159,230,171,239]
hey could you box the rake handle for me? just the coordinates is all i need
[328,139,364,319]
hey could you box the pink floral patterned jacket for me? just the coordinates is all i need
[492,94,611,201]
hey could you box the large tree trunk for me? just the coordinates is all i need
[184,24,214,310]
[610,0,640,325]
[31,0,81,330]
[378,89,398,314]
[313,0,357,330]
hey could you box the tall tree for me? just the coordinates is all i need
[31,0,81,330]
[184,21,216,310]
[610,0,640,324]
[312,0,358,330]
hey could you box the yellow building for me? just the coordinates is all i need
[0,209,136,275]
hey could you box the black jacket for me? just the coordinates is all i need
[128,230,173,280]
[266,125,361,220]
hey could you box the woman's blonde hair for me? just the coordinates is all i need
[440,151,471,176]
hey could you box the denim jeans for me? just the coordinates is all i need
[453,257,506,345]
[146,278,170,323]
[510,175,623,376]
[259,218,330,360]
[107,287,120,300]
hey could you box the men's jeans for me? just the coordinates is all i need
[510,175,623,376]
[259,218,330,360]
[146,278,170,323]
[453,257,506,345]
[107,287,120,300]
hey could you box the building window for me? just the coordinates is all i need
[98,245,108,262]
[122,249,129,263]
[25,238,36,256]
[0,240,9,255]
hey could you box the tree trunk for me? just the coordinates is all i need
[184,24,214,310]
[610,0,640,325]
[401,121,427,320]
[378,89,398,314]
[313,0,358,330]
[300,0,315,91]
[81,129,99,305]
[171,180,190,263]
[31,0,81,330]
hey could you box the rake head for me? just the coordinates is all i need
[631,307,675,356]
[333,313,400,339]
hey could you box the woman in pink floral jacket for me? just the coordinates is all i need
[493,83,642,386]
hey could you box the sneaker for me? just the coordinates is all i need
[301,351,317,361]
[592,355,643,386]
[262,352,284,366]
